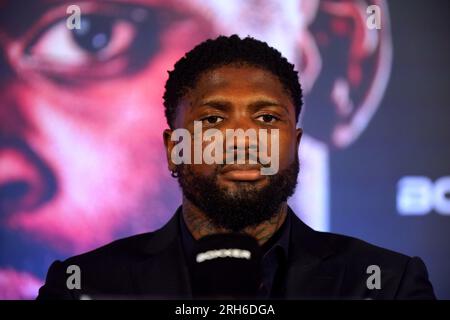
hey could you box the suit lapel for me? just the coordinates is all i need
[285,209,347,299]
[131,209,193,299]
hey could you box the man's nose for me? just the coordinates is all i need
[222,115,260,165]
[0,62,57,219]
[225,115,259,147]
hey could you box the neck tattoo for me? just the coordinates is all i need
[182,198,287,245]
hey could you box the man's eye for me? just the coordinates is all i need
[29,15,135,66]
[256,114,279,123]
[72,15,128,55]
[202,116,224,124]
[23,5,165,79]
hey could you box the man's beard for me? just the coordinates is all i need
[177,157,299,232]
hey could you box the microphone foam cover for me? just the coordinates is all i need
[189,233,263,299]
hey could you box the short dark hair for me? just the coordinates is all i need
[163,34,303,128]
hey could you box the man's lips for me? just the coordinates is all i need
[220,164,264,181]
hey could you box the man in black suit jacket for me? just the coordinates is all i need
[37,35,435,300]
[37,207,435,300]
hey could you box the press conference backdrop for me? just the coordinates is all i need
[0,0,449,299]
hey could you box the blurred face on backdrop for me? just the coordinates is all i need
[0,0,216,297]
[0,0,391,298]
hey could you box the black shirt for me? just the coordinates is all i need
[179,210,291,298]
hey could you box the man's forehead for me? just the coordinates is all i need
[171,66,297,128]
[186,65,289,103]
[199,65,278,86]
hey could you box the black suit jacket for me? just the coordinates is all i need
[37,208,436,300]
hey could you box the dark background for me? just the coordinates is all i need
[331,0,450,299]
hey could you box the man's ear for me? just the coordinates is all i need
[163,129,177,172]
[296,127,303,150]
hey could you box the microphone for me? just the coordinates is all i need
[189,233,263,299]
